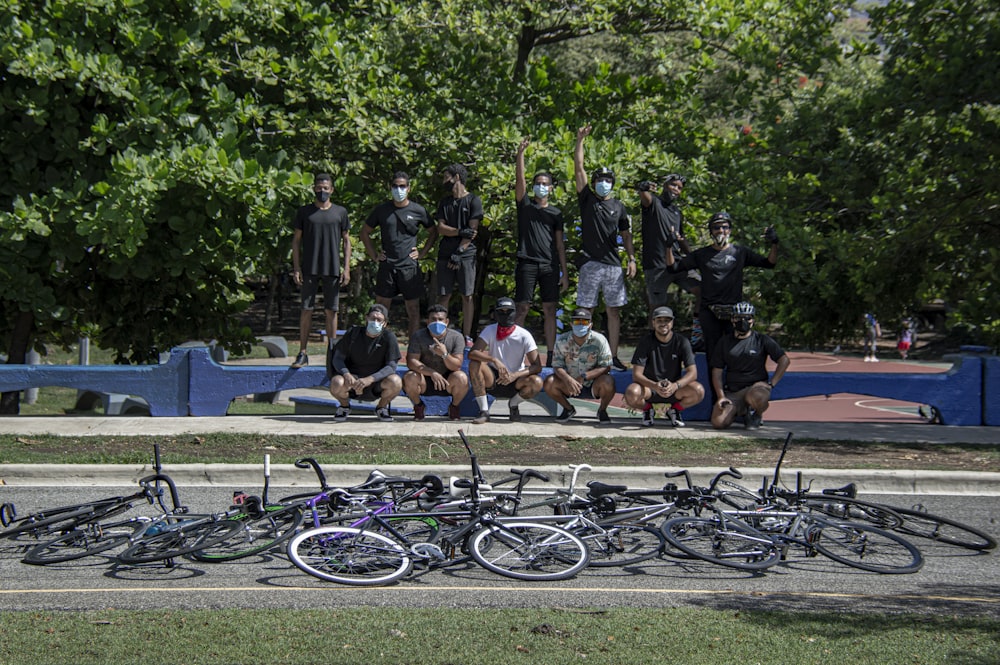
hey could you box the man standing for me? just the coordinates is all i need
[434,164,483,345]
[403,304,469,421]
[637,174,700,311]
[361,172,436,337]
[290,173,351,368]
[667,212,778,362]
[625,306,705,427]
[574,125,637,371]
[514,137,569,365]
[710,302,790,429]
[328,304,402,423]
[543,308,616,424]
[468,297,543,424]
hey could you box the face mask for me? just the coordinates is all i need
[734,319,752,333]
[712,229,730,246]
[427,321,447,336]
[495,310,516,327]
[595,181,613,198]
[315,190,331,203]
[391,186,408,203]
[367,320,384,336]
[572,324,591,338]
[442,179,454,192]
[532,184,549,199]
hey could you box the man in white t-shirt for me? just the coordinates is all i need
[468,297,543,424]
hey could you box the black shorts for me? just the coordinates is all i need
[374,260,425,300]
[436,257,476,297]
[515,260,560,304]
[300,274,341,311]
[488,366,522,398]
[647,392,681,406]
[350,382,383,402]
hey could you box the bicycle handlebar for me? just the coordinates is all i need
[294,458,329,489]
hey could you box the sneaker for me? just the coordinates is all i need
[509,405,521,422]
[556,406,576,422]
[376,406,393,422]
[334,406,350,422]
[465,336,475,349]
[666,407,685,428]
[448,403,461,421]
[413,402,426,421]
[597,409,611,425]
[641,403,654,427]
[472,410,490,425]
[611,356,627,371]
[291,351,309,368]
[744,409,762,429]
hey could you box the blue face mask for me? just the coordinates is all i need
[427,321,447,336]
[572,324,591,338]
[532,184,549,199]
[595,181,613,198]
[391,186,408,203]
[367,320,384,336]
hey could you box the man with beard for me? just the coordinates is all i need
[468,297,543,424]
[709,301,790,429]
[637,174,700,311]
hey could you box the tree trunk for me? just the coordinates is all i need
[1,310,35,415]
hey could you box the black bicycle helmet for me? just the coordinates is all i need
[708,211,733,227]
[591,166,615,184]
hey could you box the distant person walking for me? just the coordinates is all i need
[897,318,914,361]
[863,313,881,362]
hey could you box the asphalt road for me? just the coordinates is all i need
[1,487,997,617]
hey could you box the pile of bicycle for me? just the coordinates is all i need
[1,432,995,586]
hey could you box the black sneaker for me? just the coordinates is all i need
[666,407,685,428]
[641,403,654,427]
[334,406,350,422]
[291,351,309,368]
[611,356,627,371]
[509,405,522,422]
[597,409,611,425]
[376,406,393,422]
[745,409,762,429]
[472,410,490,425]
[556,406,576,422]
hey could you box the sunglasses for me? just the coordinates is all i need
[571,318,591,325]
[711,224,731,231]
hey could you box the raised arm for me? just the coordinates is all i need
[515,137,529,201]
[574,125,592,193]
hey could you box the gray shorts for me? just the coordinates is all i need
[576,261,627,308]
[436,257,476,297]
[300,274,340,311]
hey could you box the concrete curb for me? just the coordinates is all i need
[2,463,997,496]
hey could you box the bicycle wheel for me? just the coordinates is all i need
[574,523,665,567]
[811,520,923,574]
[287,526,412,586]
[469,521,590,581]
[192,505,305,562]
[891,506,997,551]
[1,505,105,542]
[661,516,781,571]
[22,521,145,565]
[799,496,903,529]
[117,519,244,564]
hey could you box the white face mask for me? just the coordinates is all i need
[391,186,408,203]
[532,184,550,199]
[595,181,613,198]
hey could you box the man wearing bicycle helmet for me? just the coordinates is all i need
[709,301,789,429]
[666,211,778,362]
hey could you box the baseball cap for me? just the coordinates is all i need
[494,297,516,311]
[368,304,389,319]
[570,308,592,321]
[651,306,675,320]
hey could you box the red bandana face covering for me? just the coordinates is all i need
[496,325,516,341]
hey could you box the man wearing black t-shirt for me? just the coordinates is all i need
[625,306,705,427]
[573,125,637,371]
[434,164,483,345]
[361,172,436,336]
[328,304,402,423]
[709,302,789,429]
[667,212,778,362]
[637,174,700,310]
[514,137,568,365]
[291,173,352,369]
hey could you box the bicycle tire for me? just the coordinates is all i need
[574,523,664,567]
[22,521,145,565]
[287,526,412,586]
[469,521,590,581]
[117,519,244,564]
[191,505,305,562]
[799,495,903,529]
[661,516,781,571]
[0,505,105,541]
[890,506,997,551]
[811,520,924,574]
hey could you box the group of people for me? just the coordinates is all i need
[290,126,789,429]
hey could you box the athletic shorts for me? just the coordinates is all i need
[436,257,476,297]
[515,260,560,304]
[374,260,425,301]
[647,392,682,406]
[576,261,627,308]
[487,366,523,399]
[300,274,341,311]
[721,385,755,416]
